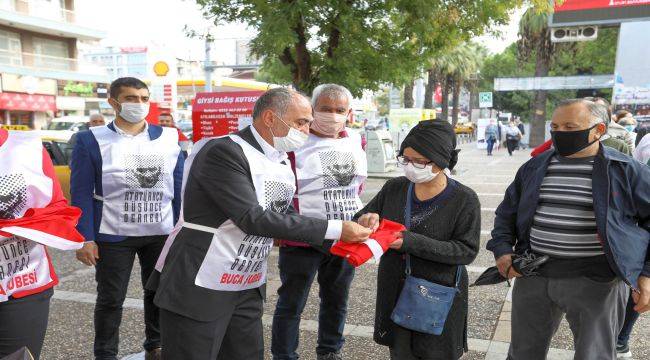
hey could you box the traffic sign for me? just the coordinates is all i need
[479,92,493,108]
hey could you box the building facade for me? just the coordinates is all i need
[0,0,109,129]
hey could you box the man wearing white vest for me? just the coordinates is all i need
[148,87,372,360]
[272,84,367,360]
[71,77,184,360]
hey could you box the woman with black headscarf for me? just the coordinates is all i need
[355,120,481,359]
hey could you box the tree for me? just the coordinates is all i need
[197,0,552,95]
[404,80,415,108]
[517,8,561,147]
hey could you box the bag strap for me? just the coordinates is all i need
[405,182,462,288]
[404,183,413,275]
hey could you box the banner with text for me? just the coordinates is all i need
[192,91,264,141]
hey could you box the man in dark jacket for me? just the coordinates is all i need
[148,88,372,360]
[487,99,650,360]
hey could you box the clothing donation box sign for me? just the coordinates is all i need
[192,91,264,141]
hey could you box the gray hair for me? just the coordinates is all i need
[89,113,104,121]
[311,84,352,110]
[252,87,295,120]
[557,98,609,126]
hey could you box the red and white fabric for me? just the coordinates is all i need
[0,129,83,302]
[330,219,405,267]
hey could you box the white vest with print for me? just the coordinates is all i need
[90,125,180,236]
[293,131,367,221]
[0,131,54,302]
[191,134,296,291]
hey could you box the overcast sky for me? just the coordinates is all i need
[76,0,522,63]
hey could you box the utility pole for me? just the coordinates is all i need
[204,35,213,92]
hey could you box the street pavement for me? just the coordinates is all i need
[42,141,649,360]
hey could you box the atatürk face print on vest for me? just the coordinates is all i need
[0,174,27,219]
[319,151,356,188]
[125,154,165,189]
[264,181,293,214]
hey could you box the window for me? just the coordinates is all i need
[32,37,70,70]
[0,29,22,66]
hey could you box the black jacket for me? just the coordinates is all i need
[148,127,330,321]
[355,177,481,359]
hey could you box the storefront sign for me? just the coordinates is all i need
[57,80,110,98]
[192,91,264,141]
[0,92,56,112]
[1,75,57,95]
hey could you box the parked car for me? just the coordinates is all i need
[46,116,89,132]
[39,132,73,200]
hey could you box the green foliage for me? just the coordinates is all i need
[196,0,549,95]
[479,28,618,123]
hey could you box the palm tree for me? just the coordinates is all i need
[425,43,486,124]
[517,8,556,147]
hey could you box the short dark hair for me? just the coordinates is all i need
[159,112,173,118]
[109,77,148,99]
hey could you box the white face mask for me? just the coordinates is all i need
[118,102,150,123]
[270,114,308,152]
[404,163,439,184]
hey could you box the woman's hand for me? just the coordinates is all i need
[357,213,380,232]
[388,231,404,250]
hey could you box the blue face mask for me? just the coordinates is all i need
[625,125,636,132]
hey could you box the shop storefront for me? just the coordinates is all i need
[0,74,58,129]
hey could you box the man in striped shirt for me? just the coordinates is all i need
[487,99,650,360]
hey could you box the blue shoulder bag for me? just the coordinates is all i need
[390,183,461,335]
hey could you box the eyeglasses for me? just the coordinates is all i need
[396,156,433,169]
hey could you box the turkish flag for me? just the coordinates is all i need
[434,85,443,105]
[330,219,405,267]
[0,206,84,250]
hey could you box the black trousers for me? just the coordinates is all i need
[506,139,519,155]
[160,288,264,360]
[94,236,165,360]
[0,288,52,360]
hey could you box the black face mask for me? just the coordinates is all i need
[550,124,600,157]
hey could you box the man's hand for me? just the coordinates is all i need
[340,221,372,243]
[633,276,650,313]
[388,231,404,250]
[357,213,380,232]
[76,241,99,266]
[496,254,522,279]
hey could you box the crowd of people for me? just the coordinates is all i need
[0,77,648,360]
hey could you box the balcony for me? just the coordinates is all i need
[0,0,106,41]
[0,49,110,83]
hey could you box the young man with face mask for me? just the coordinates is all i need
[147,87,372,360]
[487,99,650,360]
[70,77,184,360]
[271,84,367,360]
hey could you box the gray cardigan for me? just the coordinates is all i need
[355,176,481,359]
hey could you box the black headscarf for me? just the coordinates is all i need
[399,120,460,170]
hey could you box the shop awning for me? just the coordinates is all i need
[0,92,56,112]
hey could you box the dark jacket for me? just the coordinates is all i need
[149,127,330,321]
[355,177,481,359]
[486,145,650,289]
[70,122,184,242]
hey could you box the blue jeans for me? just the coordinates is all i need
[486,138,496,155]
[271,246,355,360]
[617,292,640,346]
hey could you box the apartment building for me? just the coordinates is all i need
[0,0,109,129]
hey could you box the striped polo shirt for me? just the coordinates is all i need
[530,156,604,258]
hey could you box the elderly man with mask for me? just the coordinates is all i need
[271,84,367,360]
[148,87,372,360]
[487,99,650,360]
